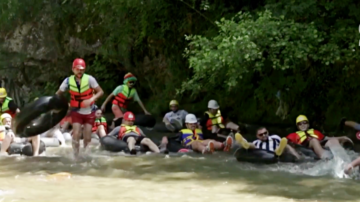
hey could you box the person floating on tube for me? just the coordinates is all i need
[56,58,104,157]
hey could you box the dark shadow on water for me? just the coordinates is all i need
[1,151,360,201]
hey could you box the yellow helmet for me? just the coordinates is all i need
[169,100,179,106]
[0,113,11,123]
[0,88,7,98]
[296,115,308,124]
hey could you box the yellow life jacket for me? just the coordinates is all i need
[295,129,318,144]
[205,110,225,130]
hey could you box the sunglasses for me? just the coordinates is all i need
[297,121,308,126]
[257,131,268,137]
[128,81,136,85]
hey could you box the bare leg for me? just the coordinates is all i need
[201,139,223,150]
[83,123,93,149]
[140,138,160,153]
[285,145,301,159]
[126,137,136,151]
[159,136,168,147]
[72,123,82,157]
[30,135,40,156]
[97,125,106,138]
[344,121,360,129]
[308,138,327,159]
[0,135,13,155]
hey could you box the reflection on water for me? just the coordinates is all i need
[0,147,360,202]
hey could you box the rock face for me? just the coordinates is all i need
[1,19,102,106]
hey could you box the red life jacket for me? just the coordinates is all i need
[68,74,94,108]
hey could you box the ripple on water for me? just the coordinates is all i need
[0,148,360,201]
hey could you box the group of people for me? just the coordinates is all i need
[2,57,360,175]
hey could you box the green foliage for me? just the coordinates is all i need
[1,0,360,129]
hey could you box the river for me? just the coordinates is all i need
[0,144,360,202]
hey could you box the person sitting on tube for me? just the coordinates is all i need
[199,100,240,141]
[0,113,41,156]
[160,114,233,154]
[162,100,188,132]
[116,111,159,155]
[286,115,353,159]
[235,127,301,159]
[92,109,107,138]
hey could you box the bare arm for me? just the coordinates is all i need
[92,86,104,101]
[101,94,114,108]
[138,100,149,113]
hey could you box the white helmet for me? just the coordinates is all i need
[0,113,11,123]
[208,100,219,109]
[185,114,198,124]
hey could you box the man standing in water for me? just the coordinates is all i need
[56,58,104,157]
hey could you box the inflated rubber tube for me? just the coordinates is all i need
[166,139,192,153]
[234,148,298,164]
[0,141,46,156]
[21,141,46,156]
[133,114,156,128]
[41,137,60,147]
[13,95,68,137]
[100,136,148,153]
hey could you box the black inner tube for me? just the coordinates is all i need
[100,135,149,153]
[13,95,68,138]
[234,148,299,164]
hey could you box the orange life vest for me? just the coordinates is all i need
[112,84,136,109]
[68,74,94,108]
[118,124,141,140]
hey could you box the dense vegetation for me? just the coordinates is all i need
[0,0,359,129]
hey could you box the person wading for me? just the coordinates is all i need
[56,58,104,157]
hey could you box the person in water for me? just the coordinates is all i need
[235,127,301,159]
[161,114,233,154]
[200,100,240,141]
[163,100,188,132]
[116,111,159,155]
[0,113,41,156]
[56,58,104,157]
[92,109,107,138]
[101,72,150,127]
[0,88,20,118]
[286,115,352,159]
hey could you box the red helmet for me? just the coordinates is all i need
[124,111,135,121]
[72,58,86,70]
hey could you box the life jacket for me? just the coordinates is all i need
[1,97,16,118]
[118,124,141,140]
[295,129,319,144]
[68,74,94,108]
[180,128,204,146]
[112,84,136,109]
[92,117,107,133]
[205,110,225,131]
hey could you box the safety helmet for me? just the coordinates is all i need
[72,58,86,70]
[0,88,7,98]
[124,111,135,121]
[0,113,12,123]
[208,100,219,109]
[296,115,309,124]
[185,114,197,124]
[169,100,179,106]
